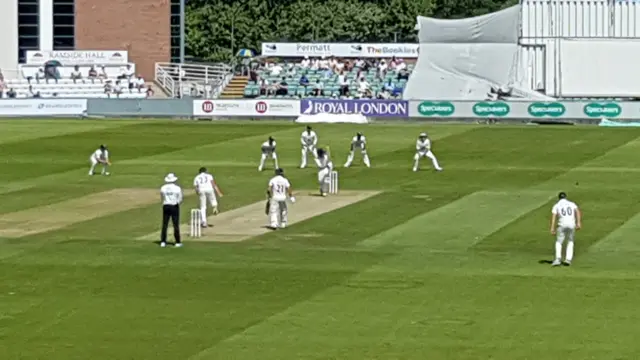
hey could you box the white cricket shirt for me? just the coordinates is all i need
[91,148,109,161]
[301,131,318,146]
[351,135,366,148]
[552,199,579,228]
[261,141,276,153]
[268,175,291,201]
[416,139,431,151]
[193,173,214,192]
[160,183,183,205]
[315,154,332,169]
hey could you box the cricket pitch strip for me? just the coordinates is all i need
[139,190,380,243]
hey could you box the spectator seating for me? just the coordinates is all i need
[243,60,414,99]
[3,64,150,99]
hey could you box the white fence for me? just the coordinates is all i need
[154,62,233,98]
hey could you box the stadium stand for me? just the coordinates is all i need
[239,57,414,100]
[0,63,150,99]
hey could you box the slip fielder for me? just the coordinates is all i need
[193,167,224,228]
[258,136,279,172]
[413,132,443,172]
[344,132,371,168]
[89,144,111,176]
[315,148,334,197]
[300,126,318,168]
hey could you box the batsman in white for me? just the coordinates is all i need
[267,168,295,229]
[344,132,371,168]
[89,144,111,176]
[550,192,582,266]
[193,167,224,228]
[413,132,443,172]
[300,125,318,168]
[315,148,334,197]
[258,136,279,171]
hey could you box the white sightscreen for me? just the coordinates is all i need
[560,39,640,97]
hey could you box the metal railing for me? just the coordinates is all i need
[154,62,233,98]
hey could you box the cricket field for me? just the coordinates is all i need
[1,119,640,359]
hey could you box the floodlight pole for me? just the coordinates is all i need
[180,0,186,63]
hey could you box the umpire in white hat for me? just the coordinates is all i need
[160,173,183,247]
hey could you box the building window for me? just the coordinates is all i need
[53,0,75,50]
[171,0,181,63]
[18,0,40,63]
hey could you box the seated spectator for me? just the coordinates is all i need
[310,59,320,71]
[312,79,323,96]
[98,66,108,80]
[113,80,123,97]
[269,63,283,76]
[104,80,113,96]
[146,87,154,98]
[133,75,145,92]
[276,77,288,96]
[354,58,365,69]
[35,68,45,82]
[389,56,398,69]
[6,88,16,98]
[32,91,41,98]
[319,56,330,70]
[395,59,407,71]
[71,65,82,83]
[88,66,98,82]
[397,68,409,81]
[299,74,309,87]
[249,69,258,82]
[383,79,395,94]
[300,56,310,68]
[334,58,345,73]
[286,66,296,77]
[119,64,134,80]
[357,77,371,98]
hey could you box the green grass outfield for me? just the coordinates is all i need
[2,119,640,359]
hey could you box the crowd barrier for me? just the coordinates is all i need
[0,98,638,121]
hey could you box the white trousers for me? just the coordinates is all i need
[269,199,288,228]
[199,190,217,224]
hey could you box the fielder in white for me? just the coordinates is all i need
[413,132,443,172]
[550,192,582,266]
[193,167,224,228]
[315,148,334,197]
[89,144,111,175]
[267,168,295,229]
[258,136,279,171]
[344,132,371,168]
[300,126,318,168]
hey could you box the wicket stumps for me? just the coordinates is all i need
[190,209,202,237]
[329,170,339,194]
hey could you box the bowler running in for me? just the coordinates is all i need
[315,148,334,197]
[344,132,371,168]
[89,144,111,176]
[267,168,295,229]
[413,132,443,172]
[550,192,582,266]
[193,167,224,228]
[258,136,279,171]
[300,126,318,168]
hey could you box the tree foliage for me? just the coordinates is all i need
[185,0,516,62]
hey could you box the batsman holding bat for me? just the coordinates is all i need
[88,144,111,176]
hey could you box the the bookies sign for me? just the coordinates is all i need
[261,43,419,58]
[410,100,640,119]
[300,99,409,117]
[193,99,299,116]
[25,51,129,65]
[0,99,87,116]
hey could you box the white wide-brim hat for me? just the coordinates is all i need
[164,173,178,183]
